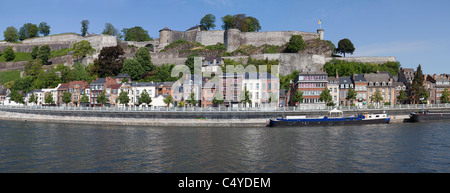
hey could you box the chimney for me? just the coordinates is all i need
[434,74,437,79]
[376,69,380,74]
[335,69,339,78]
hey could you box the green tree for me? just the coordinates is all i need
[72,62,92,82]
[31,45,39,59]
[38,22,51,36]
[212,97,224,107]
[186,92,198,107]
[96,91,109,107]
[18,23,39,40]
[81,20,89,37]
[3,26,19,42]
[336,38,355,57]
[122,59,144,80]
[163,95,173,107]
[33,67,60,89]
[122,26,151,41]
[57,64,74,83]
[13,76,33,93]
[10,90,25,104]
[291,90,303,106]
[200,14,216,30]
[28,93,38,104]
[72,40,95,60]
[45,92,55,104]
[3,46,15,61]
[37,45,51,64]
[185,52,199,75]
[80,94,89,103]
[285,35,306,53]
[102,23,119,37]
[240,86,252,107]
[3,81,15,90]
[319,87,334,106]
[410,64,428,104]
[441,88,450,103]
[346,88,357,105]
[396,90,408,104]
[118,91,130,106]
[134,47,153,72]
[371,89,384,105]
[62,92,72,106]
[221,15,235,30]
[139,89,152,107]
[246,16,261,32]
[221,14,261,32]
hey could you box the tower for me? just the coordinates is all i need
[159,27,172,45]
[317,29,324,40]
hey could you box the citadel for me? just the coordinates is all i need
[0,26,395,76]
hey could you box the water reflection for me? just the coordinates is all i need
[0,120,449,173]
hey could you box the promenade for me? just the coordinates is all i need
[1,104,450,127]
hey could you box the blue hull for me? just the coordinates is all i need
[269,117,390,127]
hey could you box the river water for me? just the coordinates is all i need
[0,120,449,173]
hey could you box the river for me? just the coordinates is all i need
[0,120,449,173]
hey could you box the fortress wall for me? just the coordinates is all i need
[225,30,320,52]
[21,34,82,44]
[196,30,225,46]
[325,56,397,64]
[242,31,319,47]
[0,43,71,52]
[83,35,118,51]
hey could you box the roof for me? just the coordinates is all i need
[352,74,367,82]
[129,82,158,87]
[244,72,278,80]
[159,27,171,32]
[109,84,122,89]
[299,69,327,75]
[116,73,130,78]
[57,83,70,90]
[0,88,7,95]
[186,25,201,31]
[364,73,391,83]
[91,78,106,85]
[339,76,352,84]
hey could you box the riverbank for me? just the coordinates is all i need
[0,110,411,127]
[0,111,269,127]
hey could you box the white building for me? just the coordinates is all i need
[119,82,158,107]
[327,77,340,106]
[25,90,45,106]
[242,72,280,108]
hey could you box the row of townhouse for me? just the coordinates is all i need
[289,67,450,107]
[290,69,408,106]
[170,72,281,108]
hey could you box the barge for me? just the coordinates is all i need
[409,111,450,122]
[268,109,390,127]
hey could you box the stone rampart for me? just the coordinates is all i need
[325,56,397,64]
[196,30,225,46]
[225,29,320,52]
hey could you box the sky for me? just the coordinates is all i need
[1,0,449,74]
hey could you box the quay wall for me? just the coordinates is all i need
[2,106,450,127]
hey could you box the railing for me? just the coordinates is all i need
[1,103,450,112]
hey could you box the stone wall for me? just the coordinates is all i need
[196,30,225,46]
[325,56,397,64]
[0,43,71,52]
[225,29,320,52]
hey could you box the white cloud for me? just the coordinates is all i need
[202,0,233,6]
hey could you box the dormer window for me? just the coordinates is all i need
[375,82,379,86]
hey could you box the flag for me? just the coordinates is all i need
[318,20,321,24]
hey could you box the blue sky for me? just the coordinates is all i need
[1,0,449,74]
